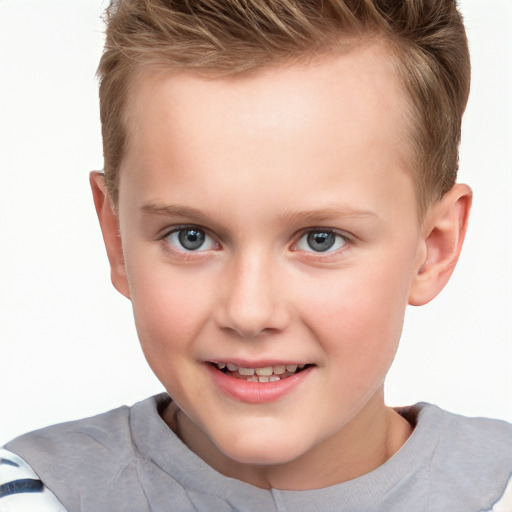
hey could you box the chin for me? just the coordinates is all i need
[215,431,311,467]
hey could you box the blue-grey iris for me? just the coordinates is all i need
[178,228,205,250]
[307,231,336,252]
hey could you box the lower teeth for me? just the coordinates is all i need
[246,375,281,383]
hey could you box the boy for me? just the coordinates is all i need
[1,0,511,510]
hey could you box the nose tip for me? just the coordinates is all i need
[223,301,280,338]
[216,257,290,338]
[220,286,287,338]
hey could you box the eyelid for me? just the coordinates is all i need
[292,228,351,254]
[160,224,220,254]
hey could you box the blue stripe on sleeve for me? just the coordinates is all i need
[0,478,44,499]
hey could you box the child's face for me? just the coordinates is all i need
[114,43,425,468]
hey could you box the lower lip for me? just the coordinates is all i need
[206,364,313,404]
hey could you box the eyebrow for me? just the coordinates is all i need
[141,202,378,225]
[279,206,378,225]
[141,202,213,224]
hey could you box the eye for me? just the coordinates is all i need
[166,227,217,252]
[295,230,347,253]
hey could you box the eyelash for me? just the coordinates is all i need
[160,225,219,258]
[159,225,352,259]
[292,229,351,257]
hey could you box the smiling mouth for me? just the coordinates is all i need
[210,362,312,382]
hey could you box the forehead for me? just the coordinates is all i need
[120,42,416,220]
[125,42,410,146]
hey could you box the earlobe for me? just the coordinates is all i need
[89,171,131,299]
[409,183,472,306]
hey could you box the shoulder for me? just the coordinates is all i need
[3,394,171,511]
[417,403,512,463]
[3,395,164,469]
[5,400,133,461]
[0,449,68,511]
[402,403,512,510]
[400,402,512,456]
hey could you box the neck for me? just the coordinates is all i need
[163,389,413,490]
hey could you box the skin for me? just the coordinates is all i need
[91,41,471,490]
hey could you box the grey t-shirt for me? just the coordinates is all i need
[3,394,512,511]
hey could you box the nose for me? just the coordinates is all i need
[215,251,291,338]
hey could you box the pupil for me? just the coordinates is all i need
[178,229,205,250]
[307,231,335,252]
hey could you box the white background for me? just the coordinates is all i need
[0,0,511,445]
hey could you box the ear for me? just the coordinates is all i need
[409,183,472,306]
[89,172,131,299]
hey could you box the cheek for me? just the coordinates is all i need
[126,259,212,362]
[299,260,413,366]
[128,275,213,402]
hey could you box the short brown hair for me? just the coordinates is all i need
[97,0,470,216]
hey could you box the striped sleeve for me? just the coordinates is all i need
[0,449,68,512]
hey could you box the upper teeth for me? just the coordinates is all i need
[219,363,303,375]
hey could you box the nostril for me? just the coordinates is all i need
[215,267,291,338]
[220,324,278,339]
